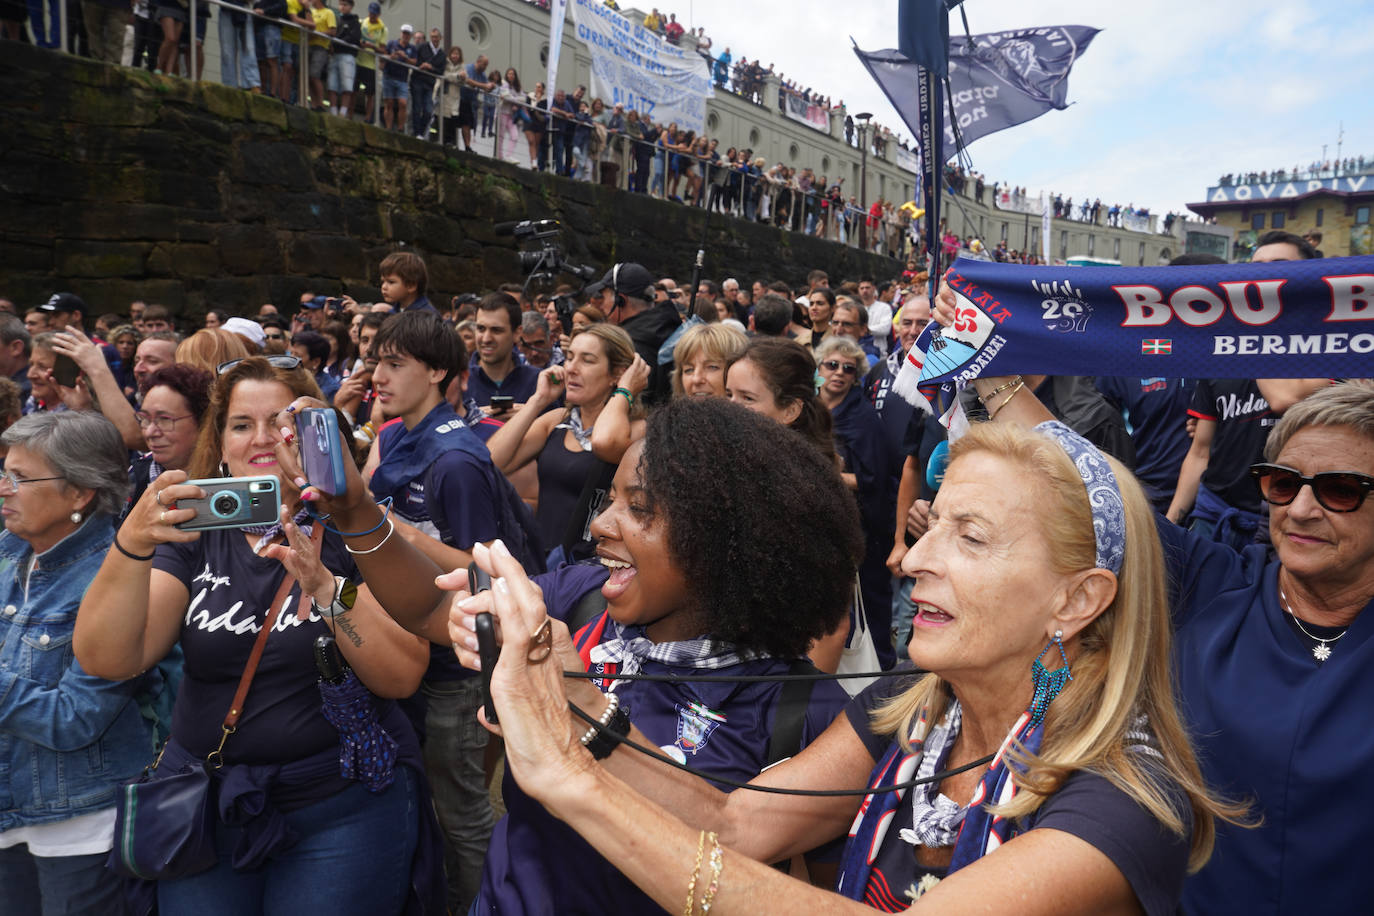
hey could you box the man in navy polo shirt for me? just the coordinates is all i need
[366,310,540,914]
[465,292,538,415]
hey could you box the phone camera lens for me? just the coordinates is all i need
[211,492,242,518]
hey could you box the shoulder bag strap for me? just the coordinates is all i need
[207,524,325,768]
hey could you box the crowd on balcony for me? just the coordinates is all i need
[1217,155,1370,186]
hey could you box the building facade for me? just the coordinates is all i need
[1188,172,1373,259]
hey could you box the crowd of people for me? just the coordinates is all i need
[1217,155,1370,186]
[0,226,1370,916]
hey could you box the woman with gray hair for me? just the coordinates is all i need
[0,411,154,915]
[815,334,896,668]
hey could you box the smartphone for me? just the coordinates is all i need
[53,353,81,388]
[297,408,348,496]
[468,563,499,725]
[489,395,515,413]
[175,476,281,531]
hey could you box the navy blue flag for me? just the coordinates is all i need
[892,257,1374,404]
[897,0,951,76]
[856,24,1099,165]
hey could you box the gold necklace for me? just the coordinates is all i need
[1279,585,1347,662]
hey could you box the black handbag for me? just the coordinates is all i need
[107,539,314,881]
[109,751,216,880]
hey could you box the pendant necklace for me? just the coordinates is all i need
[1279,585,1347,662]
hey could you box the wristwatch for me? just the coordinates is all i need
[311,575,359,621]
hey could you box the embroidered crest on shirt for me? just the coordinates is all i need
[675,702,726,755]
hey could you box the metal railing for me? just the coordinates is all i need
[29,9,915,255]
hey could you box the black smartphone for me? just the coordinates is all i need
[53,353,81,388]
[488,395,515,413]
[297,408,348,496]
[175,476,281,531]
[468,563,499,724]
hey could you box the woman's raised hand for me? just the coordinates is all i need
[259,505,337,616]
[617,353,651,398]
[440,541,595,800]
[531,365,566,408]
[273,397,372,517]
[122,470,206,552]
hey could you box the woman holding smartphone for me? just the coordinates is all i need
[75,357,442,916]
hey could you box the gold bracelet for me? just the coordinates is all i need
[986,380,1026,420]
[683,830,707,916]
[698,832,723,914]
[978,375,1025,403]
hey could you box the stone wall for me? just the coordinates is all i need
[0,43,899,319]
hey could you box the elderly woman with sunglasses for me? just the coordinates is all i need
[962,360,1374,912]
[815,335,896,669]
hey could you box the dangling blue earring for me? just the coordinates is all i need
[1029,629,1072,727]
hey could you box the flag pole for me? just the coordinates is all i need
[918,65,943,299]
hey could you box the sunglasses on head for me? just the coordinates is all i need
[821,360,858,375]
[1249,463,1374,513]
[216,355,303,375]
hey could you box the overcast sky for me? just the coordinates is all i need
[676,0,1374,216]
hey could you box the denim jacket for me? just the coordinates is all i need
[0,517,157,830]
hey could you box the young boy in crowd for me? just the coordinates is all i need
[378,251,434,312]
[365,310,540,914]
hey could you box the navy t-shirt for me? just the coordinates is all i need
[375,417,504,682]
[1187,379,1274,512]
[1159,520,1374,913]
[477,624,849,915]
[375,420,502,549]
[154,527,360,765]
[843,676,1190,915]
[466,357,540,408]
[1095,376,1195,507]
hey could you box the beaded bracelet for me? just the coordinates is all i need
[612,387,635,406]
[578,691,621,746]
[699,832,723,914]
[683,829,707,916]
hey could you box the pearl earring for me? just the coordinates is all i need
[70,511,82,524]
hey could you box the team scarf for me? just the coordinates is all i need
[837,699,1044,906]
[892,255,1374,411]
[554,406,595,452]
[579,613,766,691]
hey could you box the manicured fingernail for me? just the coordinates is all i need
[280,427,295,442]
[456,594,478,608]
[294,477,308,488]
[492,539,511,559]
[495,576,510,594]
[302,490,316,501]
[464,635,478,651]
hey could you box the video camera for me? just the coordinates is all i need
[494,219,598,336]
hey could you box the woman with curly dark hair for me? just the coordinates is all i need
[455,397,864,914]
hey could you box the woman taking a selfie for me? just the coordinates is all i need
[450,406,1242,914]
[75,356,441,915]
[454,397,861,914]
